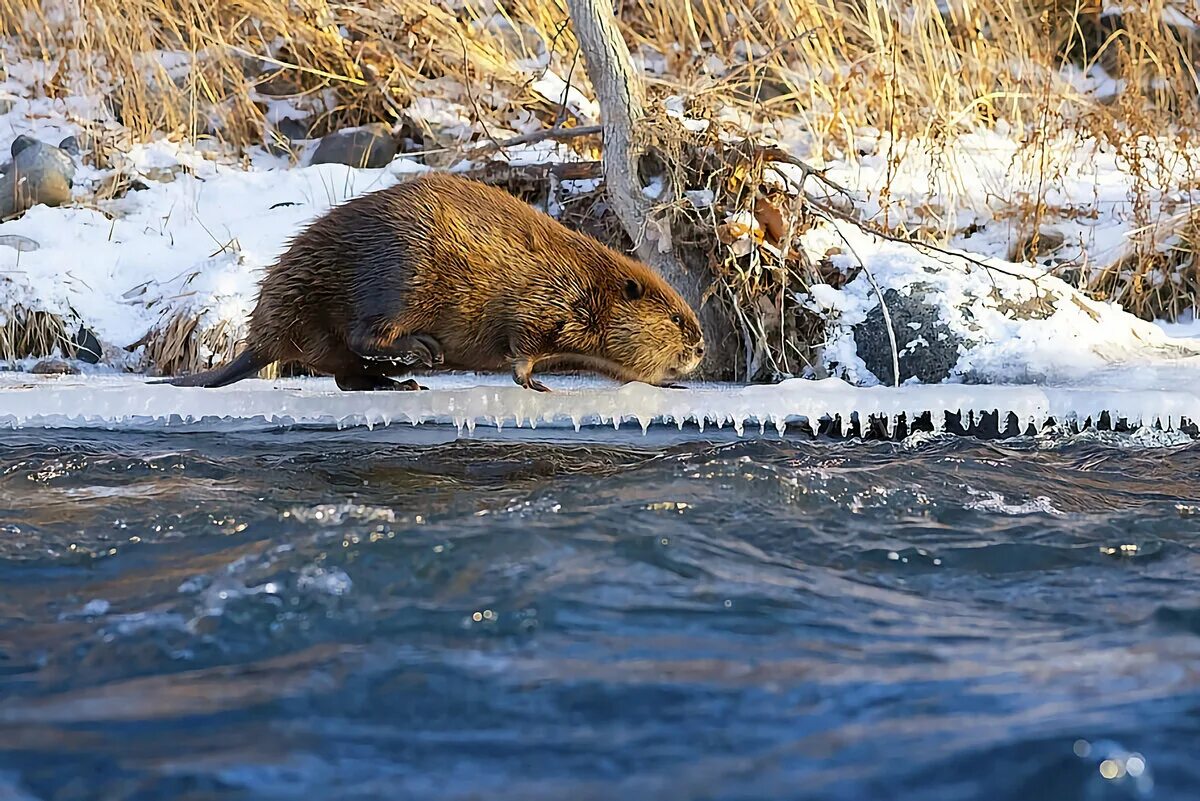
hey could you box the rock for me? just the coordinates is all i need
[1009,227,1066,262]
[310,124,397,169]
[275,117,315,142]
[255,69,304,97]
[72,326,102,364]
[0,135,77,218]
[852,286,964,385]
[30,358,80,376]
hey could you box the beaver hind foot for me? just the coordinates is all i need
[334,374,427,391]
[350,331,444,368]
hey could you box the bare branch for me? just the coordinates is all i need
[468,124,602,156]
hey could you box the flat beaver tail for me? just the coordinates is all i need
[149,349,272,388]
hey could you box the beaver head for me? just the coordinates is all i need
[604,272,704,383]
[556,256,704,385]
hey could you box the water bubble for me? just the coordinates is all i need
[1073,739,1091,757]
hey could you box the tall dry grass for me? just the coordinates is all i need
[1,0,1198,326]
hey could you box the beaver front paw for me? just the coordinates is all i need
[511,358,552,392]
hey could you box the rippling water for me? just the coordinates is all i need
[1,427,1199,800]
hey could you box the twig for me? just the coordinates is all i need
[823,221,901,387]
[390,125,602,163]
[468,124,602,156]
[757,145,855,200]
[453,28,502,154]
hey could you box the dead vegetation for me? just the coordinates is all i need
[0,0,1198,375]
[0,306,72,360]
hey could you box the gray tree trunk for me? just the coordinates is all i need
[564,0,728,374]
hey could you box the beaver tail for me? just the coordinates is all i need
[150,349,272,388]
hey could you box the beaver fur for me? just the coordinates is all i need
[159,172,705,392]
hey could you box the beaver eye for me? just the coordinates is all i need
[670,314,682,325]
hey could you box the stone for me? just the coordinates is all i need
[275,117,315,142]
[0,135,77,218]
[310,124,397,169]
[30,358,80,376]
[72,326,102,364]
[852,286,964,385]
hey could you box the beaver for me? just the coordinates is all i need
[158,172,705,392]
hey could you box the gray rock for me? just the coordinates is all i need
[310,124,397,169]
[30,358,80,376]
[72,326,102,364]
[275,117,315,142]
[852,286,963,385]
[0,135,77,218]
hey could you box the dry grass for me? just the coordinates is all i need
[0,306,72,360]
[1,0,1198,371]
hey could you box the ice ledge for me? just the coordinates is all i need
[0,370,1197,437]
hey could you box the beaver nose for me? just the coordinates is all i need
[695,343,705,358]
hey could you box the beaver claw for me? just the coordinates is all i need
[520,378,552,393]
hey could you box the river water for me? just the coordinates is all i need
[0,427,1198,800]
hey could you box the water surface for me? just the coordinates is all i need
[1,427,1198,800]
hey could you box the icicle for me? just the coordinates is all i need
[612,415,621,431]
[637,414,651,435]
[676,416,685,431]
[571,414,581,432]
[774,416,787,436]
[733,416,744,437]
[465,418,476,435]
[759,420,766,436]
[698,416,706,434]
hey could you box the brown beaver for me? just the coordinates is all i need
[158,172,704,392]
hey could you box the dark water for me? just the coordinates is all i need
[1,426,1199,801]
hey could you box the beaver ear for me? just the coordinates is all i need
[622,278,644,301]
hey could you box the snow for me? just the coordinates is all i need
[1,369,1198,437]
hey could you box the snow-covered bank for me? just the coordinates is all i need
[2,369,1199,438]
[0,132,1195,388]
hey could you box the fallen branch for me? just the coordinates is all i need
[469,124,603,156]
[458,160,602,186]
[757,145,856,200]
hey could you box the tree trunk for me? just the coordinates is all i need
[564,0,728,375]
